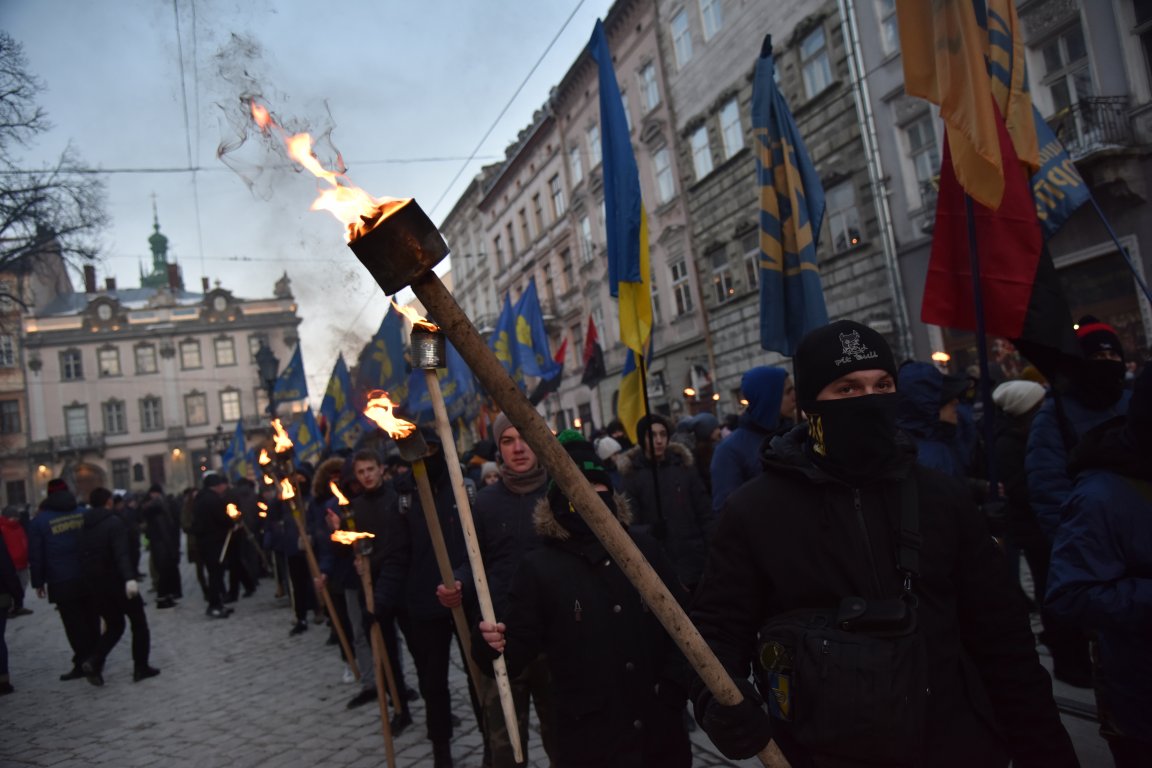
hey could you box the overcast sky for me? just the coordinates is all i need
[4,0,615,402]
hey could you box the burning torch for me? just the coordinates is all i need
[220,503,242,564]
[270,419,360,683]
[248,101,789,768]
[331,526,396,768]
[360,391,502,754]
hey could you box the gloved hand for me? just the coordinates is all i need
[694,677,772,760]
[125,580,140,599]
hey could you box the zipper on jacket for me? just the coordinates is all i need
[854,489,884,597]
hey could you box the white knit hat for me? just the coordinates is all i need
[595,436,623,462]
[992,380,1046,416]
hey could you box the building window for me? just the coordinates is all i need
[640,63,660,112]
[254,387,269,419]
[102,399,127,435]
[140,396,164,432]
[97,346,121,377]
[720,99,744,158]
[580,216,595,263]
[742,229,760,290]
[691,126,714,179]
[0,335,15,368]
[877,0,900,55]
[801,26,833,99]
[185,392,209,426]
[1138,0,1152,87]
[506,222,517,258]
[671,259,695,314]
[519,208,532,246]
[620,90,632,132]
[135,344,158,374]
[905,115,940,207]
[493,235,505,270]
[700,0,723,40]
[180,339,202,370]
[827,181,863,253]
[60,349,83,381]
[650,270,663,326]
[711,247,735,304]
[592,305,609,347]
[549,174,566,217]
[214,336,236,367]
[653,147,676,204]
[1041,23,1092,115]
[532,193,545,233]
[111,459,130,490]
[570,145,584,185]
[248,334,268,362]
[220,389,242,422]
[5,479,26,506]
[0,400,20,434]
[561,248,574,291]
[672,9,694,68]
[64,404,88,437]
[587,123,601,168]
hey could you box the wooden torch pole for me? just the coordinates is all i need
[354,542,397,768]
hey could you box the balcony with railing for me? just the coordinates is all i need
[28,432,107,460]
[1047,97,1134,161]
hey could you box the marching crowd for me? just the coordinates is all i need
[1,315,1148,767]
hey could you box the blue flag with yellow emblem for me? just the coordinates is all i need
[753,36,827,356]
[403,338,477,424]
[355,308,410,406]
[220,419,247,481]
[272,345,309,403]
[290,408,323,468]
[513,279,560,380]
[319,354,366,453]
[490,292,524,389]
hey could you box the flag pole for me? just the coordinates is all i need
[964,196,999,496]
[1088,198,1152,305]
[635,351,668,537]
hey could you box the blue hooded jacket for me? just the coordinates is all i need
[710,366,788,514]
[896,362,969,479]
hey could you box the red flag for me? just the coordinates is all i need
[921,102,1041,338]
[581,315,607,388]
[528,339,568,406]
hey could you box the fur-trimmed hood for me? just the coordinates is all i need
[532,490,633,541]
[312,456,346,499]
[614,441,694,476]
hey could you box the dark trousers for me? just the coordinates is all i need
[200,539,226,609]
[326,581,354,663]
[89,591,127,670]
[153,551,182,600]
[400,614,456,743]
[226,536,256,600]
[56,595,98,669]
[0,610,8,679]
[125,594,151,667]
[286,553,314,623]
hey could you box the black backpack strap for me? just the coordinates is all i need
[897,474,921,593]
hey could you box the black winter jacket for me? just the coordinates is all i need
[475,494,692,768]
[141,495,180,566]
[79,507,134,595]
[617,442,714,588]
[692,425,1078,768]
[192,488,233,548]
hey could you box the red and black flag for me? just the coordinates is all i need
[529,338,568,406]
[580,315,607,389]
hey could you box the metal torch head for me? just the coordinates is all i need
[354,538,374,558]
[395,429,429,462]
[347,199,449,295]
[411,326,445,369]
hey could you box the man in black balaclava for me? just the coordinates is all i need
[690,319,1077,768]
[1024,315,1131,687]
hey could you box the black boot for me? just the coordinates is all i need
[432,741,454,768]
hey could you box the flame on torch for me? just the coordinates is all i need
[330,481,350,506]
[247,99,408,243]
[331,530,376,546]
[226,503,241,520]
[363,390,417,440]
[258,448,272,466]
[271,419,294,454]
[279,478,296,501]
[391,299,439,332]
[262,473,275,486]
[257,501,268,518]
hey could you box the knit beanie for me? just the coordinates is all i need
[1076,315,1125,361]
[992,380,1047,417]
[636,413,673,445]
[594,435,623,462]
[492,412,513,443]
[480,461,500,480]
[47,478,69,494]
[794,320,898,410]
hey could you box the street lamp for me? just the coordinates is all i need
[255,341,280,417]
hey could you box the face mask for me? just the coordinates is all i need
[805,394,900,481]
[1074,359,1126,409]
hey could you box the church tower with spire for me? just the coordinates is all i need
[139,199,183,290]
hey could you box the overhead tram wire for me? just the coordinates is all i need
[172,0,206,280]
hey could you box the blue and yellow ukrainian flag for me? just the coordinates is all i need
[513,279,560,380]
[272,345,308,403]
[590,18,652,443]
[897,0,1002,208]
[752,37,827,357]
[220,419,246,480]
[291,408,323,467]
[319,354,355,451]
